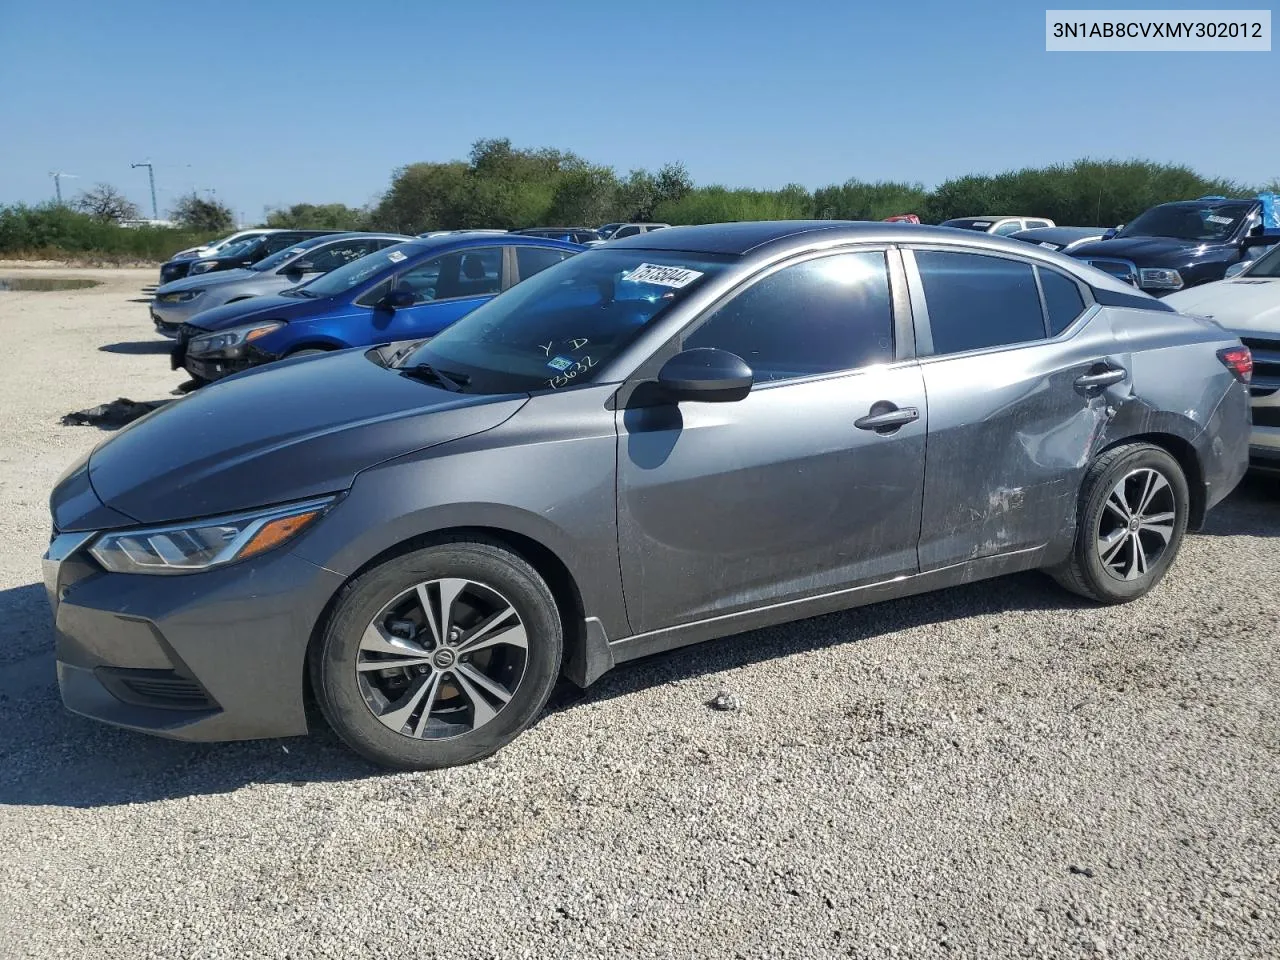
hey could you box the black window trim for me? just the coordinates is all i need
[900,244,1098,361]
[622,244,915,393]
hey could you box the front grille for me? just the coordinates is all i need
[1241,337,1280,393]
[1086,258,1139,286]
[96,668,215,711]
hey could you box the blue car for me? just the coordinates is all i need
[173,234,582,382]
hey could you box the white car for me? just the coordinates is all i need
[940,216,1056,236]
[1166,243,1280,472]
[172,228,281,260]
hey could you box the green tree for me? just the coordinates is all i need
[170,193,235,232]
[266,203,367,230]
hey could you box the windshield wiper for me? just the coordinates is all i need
[399,362,469,392]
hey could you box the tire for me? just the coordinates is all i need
[287,347,329,358]
[310,538,563,770]
[1049,442,1189,604]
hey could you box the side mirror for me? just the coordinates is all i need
[657,348,753,403]
[379,288,416,310]
[1102,225,1120,240]
[1243,226,1274,247]
[1224,261,1249,279]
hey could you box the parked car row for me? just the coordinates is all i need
[54,219,1257,772]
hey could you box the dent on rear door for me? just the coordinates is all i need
[916,322,1126,570]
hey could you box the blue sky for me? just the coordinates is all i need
[1,0,1274,222]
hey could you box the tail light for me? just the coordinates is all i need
[1217,345,1253,383]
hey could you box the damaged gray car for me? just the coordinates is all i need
[46,221,1251,770]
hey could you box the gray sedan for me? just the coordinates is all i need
[150,232,409,335]
[46,221,1250,770]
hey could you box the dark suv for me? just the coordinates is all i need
[1068,196,1276,295]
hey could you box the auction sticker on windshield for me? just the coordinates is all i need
[621,263,704,288]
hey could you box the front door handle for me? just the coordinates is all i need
[1074,364,1127,392]
[855,403,920,433]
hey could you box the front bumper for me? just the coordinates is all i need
[150,296,208,329]
[1250,387,1280,472]
[171,329,271,382]
[151,308,181,338]
[44,531,345,741]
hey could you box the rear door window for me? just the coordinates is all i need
[914,250,1046,354]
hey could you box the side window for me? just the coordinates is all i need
[915,250,1046,354]
[992,219,1024,236]
[683,251,894,383]
[613,225,641,238]
[380,247,503,304]
[306,240,376,273]
[386,258,443,305]
[516,246,574,281]
[263,234,301,254]
[1038,267,1087,335]
[1026,219,1053,229]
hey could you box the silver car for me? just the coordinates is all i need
[45,221,1250,770]
[151,233,409,335]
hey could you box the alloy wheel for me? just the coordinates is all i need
[1095,467,1177,581]
[355,577,529,739]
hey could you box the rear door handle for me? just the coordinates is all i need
[854,403,920,433]
[1074,364,1127,392]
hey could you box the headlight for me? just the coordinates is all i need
[1138,268,1184,290]
[189,261,218,275]
[187,320,285,356]
[89,496,335,575]
[158,290,203,303]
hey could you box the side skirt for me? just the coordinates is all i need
[605,545,1048,666]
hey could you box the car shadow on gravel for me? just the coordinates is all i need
[546,568,1093,718]
[1195,474,1280,538]
[0,580,381,810]
[99,340,173,355]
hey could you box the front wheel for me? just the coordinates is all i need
[1049,442,1189,604]
[310,539,563,770]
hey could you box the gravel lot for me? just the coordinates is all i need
[0,269,1277,959]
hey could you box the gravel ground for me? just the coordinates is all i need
[0,269,1277,960]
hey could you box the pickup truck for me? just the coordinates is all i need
[1067,195,1279,296]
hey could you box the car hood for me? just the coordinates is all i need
[78,349,528,526]
[1165,277,1280,336]
[156,268,258,295]
[1069,235,1229,265]
[186,292,320,330]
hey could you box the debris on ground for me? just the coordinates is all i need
[707,688,741,712]
[61,397,170,428]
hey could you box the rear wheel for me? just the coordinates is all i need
[310,539,563,769]
[1050,443,1189,603]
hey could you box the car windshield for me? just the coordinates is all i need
[296,243,417,297]
[399,249,732,394]
[1118,201,1253,242]
[1243,242,1280,278]
[213,239,256,260]
[249,236,332,272]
